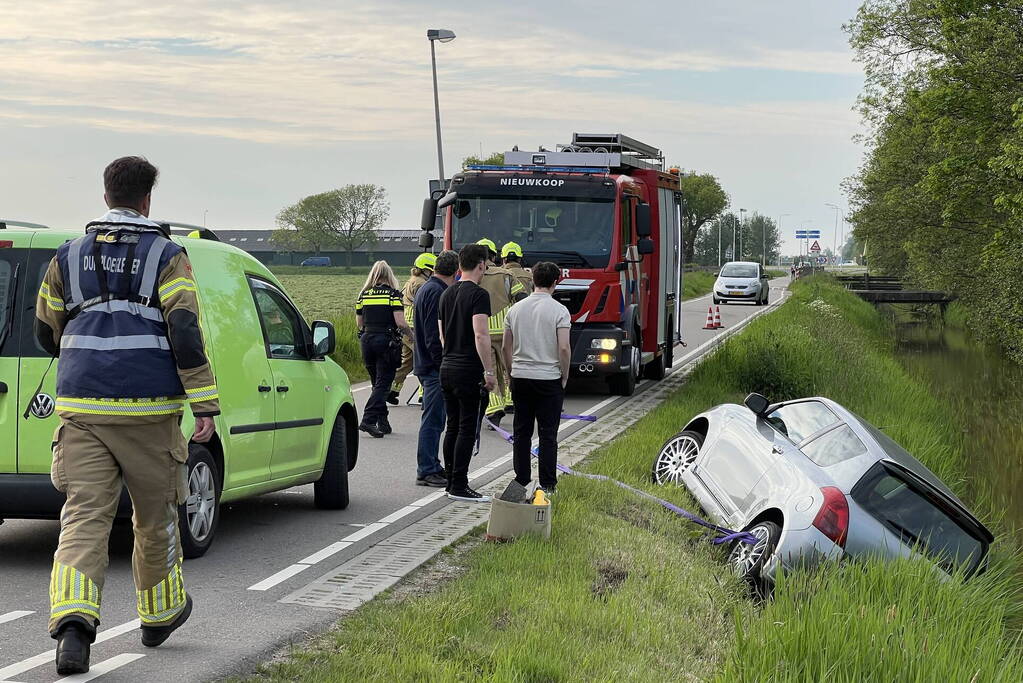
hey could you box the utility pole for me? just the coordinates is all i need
[717,217,722,268]
[738,208,747,260]
[777,213,791,267]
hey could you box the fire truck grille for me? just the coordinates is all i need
[553,289,587,315]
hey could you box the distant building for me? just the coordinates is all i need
[216,229,425,267]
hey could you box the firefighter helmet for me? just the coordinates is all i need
[414,252,437,271]
[544,207,562,228]
[501,242,523,258]
[476,238,497,256]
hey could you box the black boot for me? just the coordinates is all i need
[359,421,384,438]
[386,390,400,406]
[378,417,392,435]
[141,594,193,648]
[55,621,92,675]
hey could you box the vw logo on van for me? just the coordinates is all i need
[30,393,55,419]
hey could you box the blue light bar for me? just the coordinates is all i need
[466,164,610,174]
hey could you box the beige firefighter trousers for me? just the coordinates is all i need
[391,334,415,392]
[48,414,189,634]
[486,337,511,416]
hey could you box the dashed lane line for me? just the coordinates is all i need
[0,611,33,626]
[0,619,139,682]
[55,653,145,683]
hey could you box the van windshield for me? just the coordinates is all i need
[851,462,987,575]
[451,196,614,268]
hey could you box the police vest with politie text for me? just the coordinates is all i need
[40,209,219,416]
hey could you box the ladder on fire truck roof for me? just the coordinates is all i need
[503,132,664,172]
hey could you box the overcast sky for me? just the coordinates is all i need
[0,0,864,255]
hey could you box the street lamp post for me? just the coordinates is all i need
[826,203,841,265]
[717,217,722,267]
[777,213,791,266]
[427,29,456,187]
[738,208,746,260]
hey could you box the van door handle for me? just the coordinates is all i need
[258,384,272,392]
[276,385,290,393]
[772,446,784,455]
[0,381,7,394]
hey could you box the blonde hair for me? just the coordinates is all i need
[362,260,399,291]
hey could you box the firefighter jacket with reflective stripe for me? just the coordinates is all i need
[400,273,429,328]
[35,209,220,419]
[504,262,533,296]
[480,264,525,336]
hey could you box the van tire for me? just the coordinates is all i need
[179,443,221,560]
[314,416,350,510]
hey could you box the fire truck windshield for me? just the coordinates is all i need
[451,196,614,268]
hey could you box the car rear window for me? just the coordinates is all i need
[801,424,868,467]
[766,401,839,443]
[720,264,758,278]
[852,463,986,574]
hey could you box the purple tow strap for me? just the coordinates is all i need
[486,418,757,545]
[560,413,597,422]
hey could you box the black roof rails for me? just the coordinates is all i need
[0,219,50,230]
[159,221,221,242]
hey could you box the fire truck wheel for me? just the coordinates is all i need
[643,350,666,381]
[608,331,641,396]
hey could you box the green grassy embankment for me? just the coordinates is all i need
[682,270,716,299]
[241,276,1023,681]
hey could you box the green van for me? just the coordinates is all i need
[0,224,359,558]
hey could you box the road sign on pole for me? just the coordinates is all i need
[810,240,821,253]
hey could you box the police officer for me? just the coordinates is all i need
[501,242,533,296]
[389,252,436,405]
[356,260,410,438]
[35,156,219,675]
[476,239,526,428]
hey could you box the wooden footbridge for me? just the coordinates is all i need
[834,274,954,304]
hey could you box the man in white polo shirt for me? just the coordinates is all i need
[502,261,571,493]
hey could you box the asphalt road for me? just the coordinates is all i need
[0,278,788,683]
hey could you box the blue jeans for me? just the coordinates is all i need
[415,369,446,478]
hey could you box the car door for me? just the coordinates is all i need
[695,413,785,524]
[758,265,769,296]
[248,277,327,480]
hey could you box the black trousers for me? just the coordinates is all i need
[361,332,398,425]
[511,377,564,490]
[441,366,487,491]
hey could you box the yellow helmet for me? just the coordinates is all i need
[414,252,437,271]
[476,238,497,255]
[501,241,523,258]
[544,207,562,227]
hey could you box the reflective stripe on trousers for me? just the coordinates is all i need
[50,563,102,623]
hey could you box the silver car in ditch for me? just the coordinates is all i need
[652,394,993,587]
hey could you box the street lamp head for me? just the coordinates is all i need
[427,29,456,43]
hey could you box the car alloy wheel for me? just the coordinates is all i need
[186,461,217,543]
[652,430,703,485]
[728,523,773,579]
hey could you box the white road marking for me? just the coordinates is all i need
[341,522,388,543]
[248,564,310,591]
[249,522,390,590]
[56,653,145,682]
[0,611,33,626]
[378,506,420,524]
[299,542,354,565]
[0,620,139,681]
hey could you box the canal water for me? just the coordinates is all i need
[892,311,1023,533]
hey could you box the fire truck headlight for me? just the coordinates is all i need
[591,338,618,350]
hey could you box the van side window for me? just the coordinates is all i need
[249,278,309,360]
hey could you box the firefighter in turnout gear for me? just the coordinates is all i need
[500,242,533,296]
[35,157,219,675]
[475,239,526,427]
[388,252,436,405]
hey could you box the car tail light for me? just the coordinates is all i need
[0,241,12,248]
[813,486,849,548]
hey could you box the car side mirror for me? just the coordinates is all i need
[311,320,336,358]
[636,202,652,237]
[637,237,654,255]
[420,198,438,230]
[744,392,771,417]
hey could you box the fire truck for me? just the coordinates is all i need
[419,133,683,396]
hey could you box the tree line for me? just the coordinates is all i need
[847,0,1023,362]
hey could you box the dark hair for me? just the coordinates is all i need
[458,244,488,272]
[435,250,459,277]
[532,261,560,289]
[504,253,520,263]
[104,156,159,209]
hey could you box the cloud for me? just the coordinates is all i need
[0,1,861,145]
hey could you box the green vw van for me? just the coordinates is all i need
[0,224,359,557]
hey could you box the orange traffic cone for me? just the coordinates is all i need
[714,306,724,329]
[702,306,716,330]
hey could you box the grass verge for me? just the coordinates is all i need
[682,270,716,299]
[241,276,1023,681]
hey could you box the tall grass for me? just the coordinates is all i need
[241,276,1023,682]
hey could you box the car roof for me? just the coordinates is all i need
[722,261,759,267]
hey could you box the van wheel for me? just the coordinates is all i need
[179,443,221,559]
[314,416,350,510]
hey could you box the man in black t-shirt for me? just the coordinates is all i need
[438,243,496,502]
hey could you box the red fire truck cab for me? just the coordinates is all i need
[419,133,683,396]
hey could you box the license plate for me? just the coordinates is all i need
[728,291,745,296]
